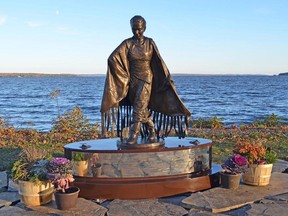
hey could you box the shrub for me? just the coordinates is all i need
[251,113,287,128]
[51,106,100,143]
[191,116,224,129]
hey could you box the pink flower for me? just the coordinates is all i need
[233,154,247,166]
[222,154,248,175]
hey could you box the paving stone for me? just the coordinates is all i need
[265,192,288,202]
[181,172,288,213]
[226,202,288,216]
[28,197,107,216]
[272,159,288,173]
[0,171,20,191]
[0,171,7,188]
[246,203,288,216]
[223,204,252,216]
[188,208,228,216]
[106,199,188,216]
[159,193,190,206]
[8,179,19,191]
[0,206,37,216]
[0,191,20,207]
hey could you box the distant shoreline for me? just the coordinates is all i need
[0,72,285,77]
[0,73,79,77]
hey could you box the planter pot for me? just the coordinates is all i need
[18,180,53,206]
[242,164,273,186]
[220,172,241,189]
[73,160,88,176]
[54,187,80,210]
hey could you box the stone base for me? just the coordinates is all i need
[64,137,219,199]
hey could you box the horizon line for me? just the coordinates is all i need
[0,72,286,77]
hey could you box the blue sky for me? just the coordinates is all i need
[0,0,287,75]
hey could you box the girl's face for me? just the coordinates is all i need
[132,22,145,41]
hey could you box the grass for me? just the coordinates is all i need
[0,148,22,171]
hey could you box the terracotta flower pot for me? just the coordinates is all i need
[54,187,80,210]
[220,172,241,189]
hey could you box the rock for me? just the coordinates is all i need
[0,206,37,216]
[188,208,228,215]
[265,192,288,203]
[106,199,188,216]
[181,172,288,213]
[159,194,190,206]
[227,202,288,216]
[0,171,19,191]
[0,191,20,207]
[0,172,7,188]
[246,203,288,216]
[272,159,288,173]
[28,197,107,216]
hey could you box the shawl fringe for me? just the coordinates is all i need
[101,105,190,139]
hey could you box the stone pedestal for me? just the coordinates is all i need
[64,137,220,199]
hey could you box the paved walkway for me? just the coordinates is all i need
[1,160,287,216]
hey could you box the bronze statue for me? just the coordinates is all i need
[101,15,191,144]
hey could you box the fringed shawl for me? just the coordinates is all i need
[101,37,191,139]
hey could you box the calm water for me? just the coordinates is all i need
[0,75,287,131]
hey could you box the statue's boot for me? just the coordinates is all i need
[126,122,141,144]
[146,119,156,142]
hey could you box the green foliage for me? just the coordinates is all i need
[7,147,51,183]
[51,106,100,143]
[0,107,101,170]
[0,106,100,152]
[265,148,277,164]
[0,116,9,129]
[251,113,288,128]
[191,116,224,129]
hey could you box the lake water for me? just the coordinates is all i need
[0,75,287,131]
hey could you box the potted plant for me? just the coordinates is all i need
[72,152,89,176]
[233,140,277,186]
[220,154,248,189]
[47,157,80,210]
[7,147,53,206]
